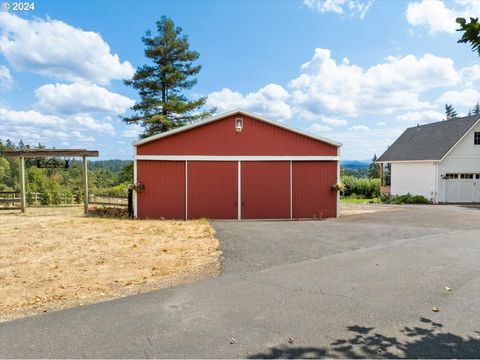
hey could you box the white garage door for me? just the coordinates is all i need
[445,173,480,203]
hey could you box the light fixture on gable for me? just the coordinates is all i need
[235,117,243,132]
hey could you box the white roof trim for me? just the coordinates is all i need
[439,117,480,162]
[133,109,342,147]
[376,160,439,163]
[135,155,339,161]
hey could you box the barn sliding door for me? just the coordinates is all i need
[136,160,185,219]
[241,161,290,219]
[187,161,238,219]
[292,161,337,219]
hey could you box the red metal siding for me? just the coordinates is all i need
[187,161,237,219]
[137,161,185,219]
[241,161,290,219]
[293,161,337,219]
[137,114,337,156]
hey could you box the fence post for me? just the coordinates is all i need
[19,156,26,212]
[128,189,133,218]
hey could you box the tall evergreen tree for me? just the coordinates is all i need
[368,154,380,179]
[472,102,480,115]
[456,17,480,56]
[445,104,458,119]
[123,16,215,138]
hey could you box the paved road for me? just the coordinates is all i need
[1,204,480,358]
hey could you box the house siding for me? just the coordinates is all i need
[438,121,480,202]
[391,162,437,201]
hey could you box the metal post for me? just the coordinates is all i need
[19,156,26,213]
[83,156,88,214]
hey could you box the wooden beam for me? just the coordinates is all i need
[83,156,88,215]
[2,149,99,158]
[19,156,26,213]
[380,163,384,187]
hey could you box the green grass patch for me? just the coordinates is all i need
[341,197,379,204]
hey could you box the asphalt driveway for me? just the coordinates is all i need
[1,204,480,358]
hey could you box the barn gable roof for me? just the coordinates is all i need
[377,115,480,162]
[133,109,342,147]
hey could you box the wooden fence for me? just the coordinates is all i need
[0,192,128,209]
[0,192,21,210]
[89,194,128,207]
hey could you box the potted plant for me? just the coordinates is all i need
[129,182,145,192]
[331,182,345,193]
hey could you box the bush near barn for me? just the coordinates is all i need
[340,175,381,199]
[382,193,429,204]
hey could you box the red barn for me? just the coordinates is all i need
[133,109,341,220]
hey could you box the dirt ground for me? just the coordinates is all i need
[340,202,404,216]
[0,207,221,322]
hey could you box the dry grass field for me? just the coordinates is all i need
[0,207,221,322]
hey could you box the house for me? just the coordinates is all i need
[133,109,341,220]
[377,114,480,203]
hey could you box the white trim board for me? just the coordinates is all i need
[376,160,439,164]
[136,155,339,161]
[133,109,342,148]
[133,146,138,218]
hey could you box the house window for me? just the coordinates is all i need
[475,132,480,145]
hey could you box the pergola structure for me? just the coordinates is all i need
[2,149,99,214]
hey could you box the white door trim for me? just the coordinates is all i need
[290,160,293,219]
[237,161,241,220]
[185,160,188,220]
[133,146,138,218]
[136,155,339,161]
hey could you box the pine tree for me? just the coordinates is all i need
[368,154,380,179]
[472,102,480,115]
[457,17,480,56]
[445,104,458,119]
[123,16,215,138]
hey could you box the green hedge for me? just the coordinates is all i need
[382,193,429,204]
[340,175,380,199]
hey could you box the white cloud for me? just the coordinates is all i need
[304,0,374,19]
[406,0,480,34]
[0,107,64,126]
[289,48,459,118]
[0,65,13,92]
[0,106,114,134]
[395,110,444,123]
[0,12,134,84]
[350,124,370,132]
[207,84,292,121]
[376,121,386,126]
[308,123,333,133]
[436,88,480,108]
[319,115,348,127]
[69,114,115,134]
[34,83,135,115]
[122,124,143,138]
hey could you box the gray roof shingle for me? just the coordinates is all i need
[377,115,480,162]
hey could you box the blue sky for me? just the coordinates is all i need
[1,0,479,160]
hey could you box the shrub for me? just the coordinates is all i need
[40,192,52,205]
[51,190,61,205]
[26,190,35,206]
[383,193,429,204]
[340,175,380,199]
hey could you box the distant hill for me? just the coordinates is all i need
[341,160,370,169]
[341,160,370,178]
